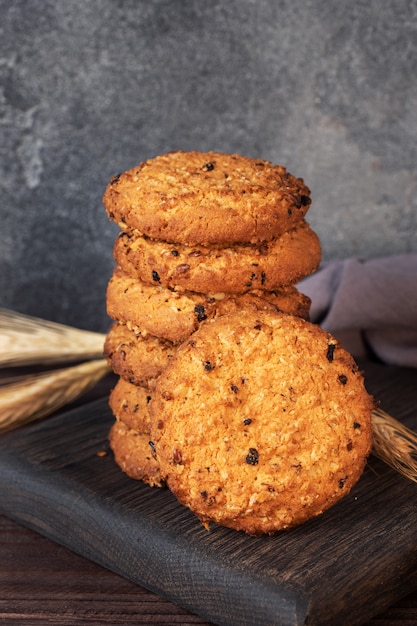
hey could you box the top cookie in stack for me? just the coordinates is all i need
[102,150,322,486]
[103,151,314,246]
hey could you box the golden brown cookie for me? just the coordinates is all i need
[150,310,374,535]
[109,377,153,432]
[104,323,175,387]
[106,268,311,344]
[103,151,312,245]
[113,220,321,294]
[109,420,164,487]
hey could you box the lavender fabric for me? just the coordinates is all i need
[300,255,417,368]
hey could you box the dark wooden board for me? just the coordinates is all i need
[1,362,417,626]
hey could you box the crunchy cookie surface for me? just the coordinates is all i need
[103,151,311,245]
[109,421,164,488]
[104,322,175,387]
[106,269,311,344]
[114,220,321,294]
[109,377,153,432]
[150,310,374,534]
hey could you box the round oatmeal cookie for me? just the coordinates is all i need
[109,377,153,432]
[150,310,374,535]
[104,323,175,387]
[113,220,321,294]
[109,420,165,487]
[103,151,312,245]
[106,269,311,344]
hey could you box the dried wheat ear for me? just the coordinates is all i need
[0,309,110,432]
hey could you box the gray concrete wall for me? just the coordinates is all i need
[1,0,416,331]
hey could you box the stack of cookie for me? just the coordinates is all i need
[103,151,322,491]
[100,150,372,534]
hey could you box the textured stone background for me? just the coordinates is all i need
[1,0,416,331]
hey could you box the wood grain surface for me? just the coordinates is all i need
[1,361,417,626]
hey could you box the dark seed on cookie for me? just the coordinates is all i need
[204,360,215,371]
[200,490,208,498]
[231,384,239,393]
[243,418,252,425]
[326,344,336,362]
[152,270,161,282]
[246,448,259,465]
[194,304,207,322]
[353,422,361,429]
[171,249,179,256]
[339,477,348,488]
[261,271,267,285]
[202,161,215,171]
[148,441,156,454]
[338,374,348,385]
[300,195,311,206]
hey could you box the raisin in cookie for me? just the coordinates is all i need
[150,310,374,535]
[114,220,321,294]
[106,268,311,344]
[103,151,311,245]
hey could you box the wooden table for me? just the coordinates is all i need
[2,513,417,626]
[2,362,417,625]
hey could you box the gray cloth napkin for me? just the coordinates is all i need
[300,254,417,368]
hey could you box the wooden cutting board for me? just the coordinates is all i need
[1,362,417,626]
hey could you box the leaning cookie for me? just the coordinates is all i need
[109,420,165,488]
[113,220,321,294]
[150,310,374,535]
[104,322,175,387]
[109,377,153,432]
[103,151,311,245]
[106,268,311,344]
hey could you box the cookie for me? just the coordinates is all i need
[109,420,164,488]
[103,151,312,245]
[109,377,153,432]
[106,268,312,344]
[104,322,175,387]
[113,220,321,294]
[150,310,374,535]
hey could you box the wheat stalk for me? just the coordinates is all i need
[0,359,111,433]
[0,308,106,367]
[371,407,417,483]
